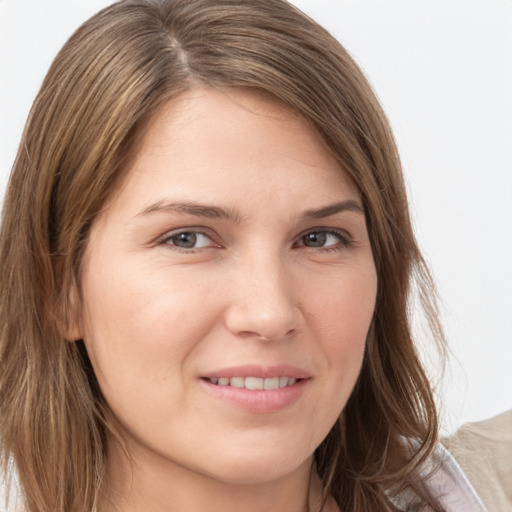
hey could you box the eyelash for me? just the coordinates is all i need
[294,228,352,252]
[157,227,353,253]
[158,229,220,253]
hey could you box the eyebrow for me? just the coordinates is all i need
[301,200,365,219]
[136,199,364,222]
[136,200,243,223]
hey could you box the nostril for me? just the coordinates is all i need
[256,329,296,342]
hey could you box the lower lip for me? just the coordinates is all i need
[200,378,309,413]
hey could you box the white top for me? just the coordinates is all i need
[393,443,488,512]
[426,444,488,512]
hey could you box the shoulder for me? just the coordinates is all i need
[391,442,486,512]
[443,410,512,512]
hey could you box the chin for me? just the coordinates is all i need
[209,458,311,487]
[196,435,315,486]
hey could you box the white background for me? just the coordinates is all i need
[1,0,511,435]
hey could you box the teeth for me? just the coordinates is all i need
[230,377,245,388]
[263,377,280,390]
[208,376,299,389]
[245,377,263,390]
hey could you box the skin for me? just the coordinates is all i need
[71,88,378,512]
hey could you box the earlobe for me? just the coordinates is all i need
[57,281,84,342]
[63,319,83,343]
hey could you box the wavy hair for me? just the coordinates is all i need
[0,1,445,510]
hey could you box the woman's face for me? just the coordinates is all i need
[75,88,377,485]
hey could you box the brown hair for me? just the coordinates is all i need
[0,0,445,510]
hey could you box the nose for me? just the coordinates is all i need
[223,253,303,342]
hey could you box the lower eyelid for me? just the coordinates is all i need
[159,230,216,249]
[156,228,353,251]
[296,229,352,248]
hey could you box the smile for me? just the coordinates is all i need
[206,376,298,390]
[201,374,309,413]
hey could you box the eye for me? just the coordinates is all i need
[295,229,350,250]
[161,230,217,250]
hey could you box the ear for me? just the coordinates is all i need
[63,318,83,342]
[57,279,84,342]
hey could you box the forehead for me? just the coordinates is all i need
[103,87,360,219]
[138,87,330,161]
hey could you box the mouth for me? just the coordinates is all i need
[204,376,300,390]
[200,365,310,412]
[201,373,309,413]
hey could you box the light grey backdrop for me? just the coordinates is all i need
[1,0,511,434]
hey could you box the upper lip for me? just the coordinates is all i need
[201,364,310,380]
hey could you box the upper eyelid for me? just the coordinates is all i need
[294,227,352,241]
[157,226,217,242]
[157,229,221,253]
[154,225,353,247]
[291,230,353,253]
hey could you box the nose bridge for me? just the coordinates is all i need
[224,247,301,341]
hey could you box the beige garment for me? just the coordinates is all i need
[443,410,512,512]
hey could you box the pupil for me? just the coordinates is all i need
[174,232,197,248]
[304,232,326,247]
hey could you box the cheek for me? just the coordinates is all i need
[79,258,218,405]
[312,264,377,341]
[309,265,376,387]
[290,267,375,452]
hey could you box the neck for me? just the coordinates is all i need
[98,435,330,512]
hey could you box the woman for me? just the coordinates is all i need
[0,1,486,511]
